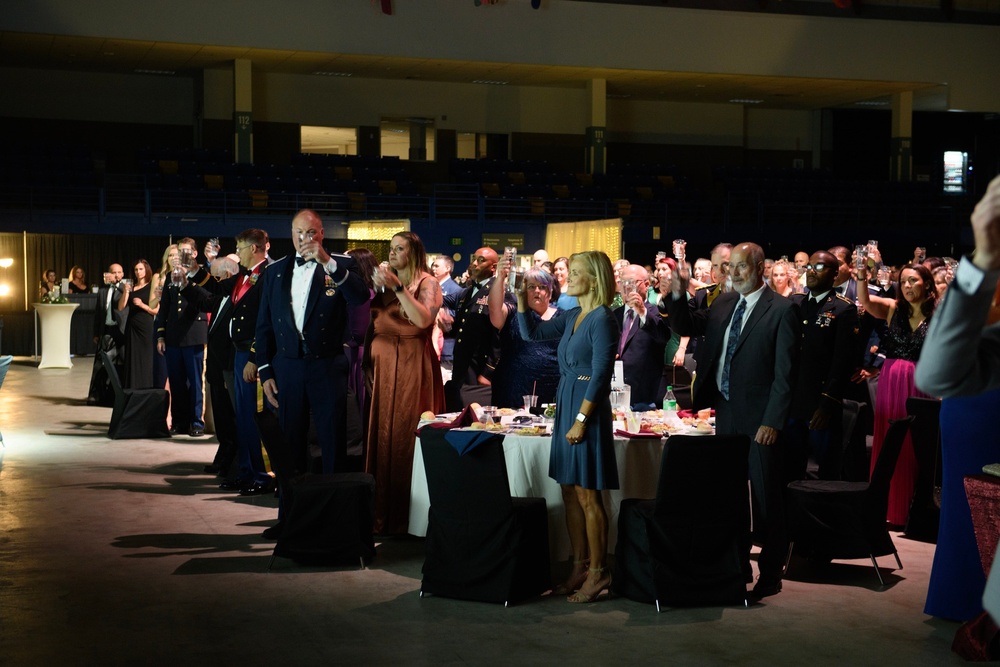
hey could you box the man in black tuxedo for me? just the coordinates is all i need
[155,237,209,436]
[443,246,502,411]
[614,264,669,409]
[186,230,274,494]
[87,263,127,405]
[667,241,799,599]
[255,210,367,531]
[787,251,859,480]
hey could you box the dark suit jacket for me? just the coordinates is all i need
[448,276,503,384]
[668,285,798,437]
[255,253,368,385]
[788,291,859,419]
[94,283,128,340]
[198,293,235,382]
[614,302,669,405]
[184,259,272,362]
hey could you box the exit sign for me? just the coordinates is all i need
[450,237,463,245]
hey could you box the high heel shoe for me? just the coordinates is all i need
[567,567,612,603]
[552,559,589,595]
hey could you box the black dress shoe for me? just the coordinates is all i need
[239,478,276,496]
[189,425,205,437]
[168,426,178,436]
[219,478,251,491]
[750,577,783,600]
[262,522,284,540]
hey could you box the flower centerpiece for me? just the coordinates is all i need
[40,287,68,304]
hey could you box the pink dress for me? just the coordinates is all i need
[870,312,930,526]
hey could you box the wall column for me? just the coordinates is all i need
[890,91,913,181]
[233,59,253,164]
[585,78,607,175]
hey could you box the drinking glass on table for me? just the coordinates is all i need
[522,394,538,412]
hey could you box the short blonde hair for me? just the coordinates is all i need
[570,251,616,307]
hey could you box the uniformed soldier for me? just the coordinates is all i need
[787,250,860,480]
[443,246,504,411]
[154,237,209,437]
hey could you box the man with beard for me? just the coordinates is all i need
[667,241,799,599]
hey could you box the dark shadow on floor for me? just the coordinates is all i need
[783,555,903,590]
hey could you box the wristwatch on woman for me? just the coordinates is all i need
[575,412,587,424]
[393,284,404,293]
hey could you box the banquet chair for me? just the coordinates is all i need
[904,397,942,543]
[99,351,170,440]
[255,403,376,570]
[614,434,752,610]
[418,426,550,606]
[785,415,915,586]
[0,355,11,445]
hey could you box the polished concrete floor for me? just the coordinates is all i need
[0,358,967,666]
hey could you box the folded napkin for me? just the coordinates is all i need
[420,405,477,431]
[417,406,502,455]
[445,429,501,455]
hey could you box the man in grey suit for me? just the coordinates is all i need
[667,241,799,599]
[917,173,1000,396]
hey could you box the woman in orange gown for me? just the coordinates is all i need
[365,232,444,534]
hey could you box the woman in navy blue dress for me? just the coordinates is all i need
[488,265,561,408]
[519,250,619,603]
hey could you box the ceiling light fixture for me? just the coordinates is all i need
[313,71,353,77]
[472,79,508,85]
[729,98,764,104]
[134,68,175,75]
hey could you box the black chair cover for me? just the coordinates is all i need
[905,397,942,543]
[419,425,550,605]
[100,351,170,440]
[271,472,376,566]
[614,434,751,608]
[786,416,914,567]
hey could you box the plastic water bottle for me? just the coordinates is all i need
[663,386,678,422]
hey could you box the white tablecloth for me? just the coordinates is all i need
[408,433,666,560]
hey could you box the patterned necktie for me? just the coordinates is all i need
[720,297,746,401]
[619,309,635,356]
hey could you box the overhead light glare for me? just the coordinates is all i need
[729,98,763,104]
[472,79,508,85]
[134,68,175,75]
[313,71,353,77]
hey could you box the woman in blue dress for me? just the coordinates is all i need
[488,265,561,408]
[518,250,620,603]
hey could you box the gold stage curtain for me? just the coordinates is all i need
[347,220,410,241]
[544,218,621,263]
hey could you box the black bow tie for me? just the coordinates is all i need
[295,256,309,267]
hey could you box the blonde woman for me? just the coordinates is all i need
[519,250,620,603]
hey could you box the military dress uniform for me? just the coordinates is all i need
[787,290,859,480]
[154,279,209,434]
[443,276,505,411]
